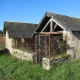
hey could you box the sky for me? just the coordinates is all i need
[0,0,80,30]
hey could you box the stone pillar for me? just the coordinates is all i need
[42,57,51,70]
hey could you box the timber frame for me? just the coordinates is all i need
[34,12,69,64]
[41,18,67,32]
[35,32,63,64]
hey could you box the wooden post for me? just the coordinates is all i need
[35,36,36,52]
[50,19,53,32]
[45,35,47,57]
[49,34,51,57]
[35,35,37,63]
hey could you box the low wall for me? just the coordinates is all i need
[42,57,70,70]
[12,48,36,61]
[11,49,72,70]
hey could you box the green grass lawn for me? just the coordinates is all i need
[0,53,80,80]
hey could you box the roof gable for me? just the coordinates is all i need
[35,12,80,33]
[4,22,38,38]
[47,12,80,31]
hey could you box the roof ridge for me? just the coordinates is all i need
[4,21,38,25]
[46,12,80,19]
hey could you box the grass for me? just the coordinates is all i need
[0,53,80,80]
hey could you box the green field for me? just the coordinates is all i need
[0,53,80,80]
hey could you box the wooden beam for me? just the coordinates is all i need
[50,20,53,32]
[51,18,67,30]
[54,24,57,30]
[36,32,63,35]
[41,19,51,32]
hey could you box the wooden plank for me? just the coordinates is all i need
[51,18,67,30]
[54,24,57,30]
[36,31,63,35]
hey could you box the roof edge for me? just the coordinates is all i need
[31,12,51,37]
[4,21,38,25]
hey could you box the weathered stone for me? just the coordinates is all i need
[51,58,65,66]
[42,57,66,70]
[42,58,51,70]
[12,48,36,61]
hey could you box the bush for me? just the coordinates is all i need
[62,54,70,60]
[53,54,70,60]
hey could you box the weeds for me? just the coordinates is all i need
[0,53,80,80]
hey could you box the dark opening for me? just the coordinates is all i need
[43,23,50,32]
[37,16,51,32]
[54,26,63,31]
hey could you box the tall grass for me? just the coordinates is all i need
[0,53,80,80]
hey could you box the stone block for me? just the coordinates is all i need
[12,48,36,61]
[42,58,51,70]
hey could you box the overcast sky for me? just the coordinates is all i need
[0,0,80,30]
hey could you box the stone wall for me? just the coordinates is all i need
[12,48,36,61]
[42,56,70,70]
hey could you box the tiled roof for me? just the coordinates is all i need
[4,22,38,38]
[46,12,80,31]
[36,12,80,32]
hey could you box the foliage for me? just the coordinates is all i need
[50,35,70,56]
[53,54,70,60]
[61,54,70,60]
[0,53,80,80]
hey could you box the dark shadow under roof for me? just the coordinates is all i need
[4,22,38,38]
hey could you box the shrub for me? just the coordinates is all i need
[62,54,70,60]
[53,54,70,60]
